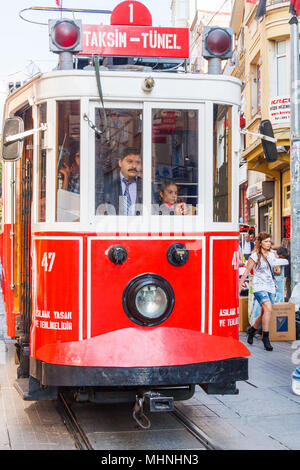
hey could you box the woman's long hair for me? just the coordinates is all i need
[254,232,271,267]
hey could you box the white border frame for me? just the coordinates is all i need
[206,103,240,232]
[86,235,206,339]
[208,236,239,335]
[88,100,144,226]
[88,100,205,234]
[31,236,83,341]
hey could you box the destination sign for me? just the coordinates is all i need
[80,25,189,58]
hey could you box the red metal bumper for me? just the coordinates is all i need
[34,326,250,368]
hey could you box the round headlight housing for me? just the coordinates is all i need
[53,20,80,50]
[123,274,175,326]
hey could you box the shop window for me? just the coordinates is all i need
[259,201,273,237]
[283,183,291,217]
[283,216,290,239]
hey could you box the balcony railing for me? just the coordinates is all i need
[267,0,290,6]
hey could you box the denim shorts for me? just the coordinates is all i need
[254,291,275,305]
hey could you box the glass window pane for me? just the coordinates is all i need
[257,65,261,113]
[213,104,232,222]
[178,0,186,18]
[277,56,287,95]
[152,109,198,215]
[37,103,47,222]
[56,100,80,222]
[95,108,143,216]
[277,40,286,56]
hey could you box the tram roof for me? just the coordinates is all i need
[5,69,242,115]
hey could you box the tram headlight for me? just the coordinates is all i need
[123,274,175,326]
[135,285,168,318]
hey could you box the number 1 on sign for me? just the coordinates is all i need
[129,3,134,23]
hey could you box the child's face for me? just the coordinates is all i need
[160,185,178,205]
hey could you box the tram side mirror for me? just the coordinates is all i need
[1,117,24,162]
[259,119,278,162]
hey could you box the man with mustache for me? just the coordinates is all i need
[97,148,143,215]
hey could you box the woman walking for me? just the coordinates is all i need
[239,232,277,351]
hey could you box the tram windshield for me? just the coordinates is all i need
[94,106,198,217]
[151,109,198,215]
[91,103,232,221]
[95,108,143,216]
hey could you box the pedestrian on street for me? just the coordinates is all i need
[239,232,255,262]
[239,232,277,351]
[249,231,256,243]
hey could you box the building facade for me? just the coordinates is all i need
[230,0,292,244]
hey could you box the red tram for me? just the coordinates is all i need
[0,2,250,425]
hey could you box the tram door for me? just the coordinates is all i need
[14,106,33,377]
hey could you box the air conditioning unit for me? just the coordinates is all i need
[247,181,274,202]
[239,163,247,184]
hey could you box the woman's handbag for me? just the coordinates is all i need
[265,256,278,287]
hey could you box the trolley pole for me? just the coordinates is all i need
[290,11,300,290]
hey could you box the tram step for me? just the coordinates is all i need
[200,381,239,395]
[14,376,58,401]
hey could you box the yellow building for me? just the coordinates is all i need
[230,0,292,244]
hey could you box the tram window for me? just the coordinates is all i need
[95,108,143,216]
[37,103,47,222]
[151,109,198,215]
[213,104,232,223]
[56,100,80,222]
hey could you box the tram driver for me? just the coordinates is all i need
[96,147,143,216]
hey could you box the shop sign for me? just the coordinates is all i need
[269,96,290,126]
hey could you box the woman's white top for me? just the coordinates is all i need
[250,251,277,294]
